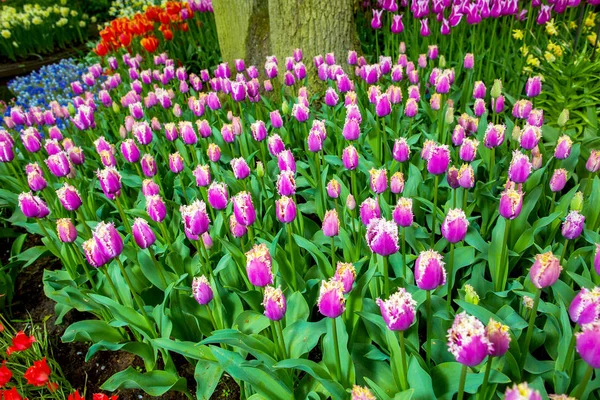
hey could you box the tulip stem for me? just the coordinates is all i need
[148,247,169,289]
[563,326,578,372]
[489,147,495,183]
[331,236,336,274]
[498,219,511,292]
[275,320,287,359]
[431,175,439,247]
[398,330,409,391]
[114,196,131,233]
[71,242,95,290]
[520,288,541,369]
[560,239,569,271]
[332,317,343,387]
[101,265,124,305]
[457,364,468,400]
[446,243,455,310]
[426,290,432,368]
[116,258,156,338]
[402,227,407,282]
[286,223,297,291]
[206,303,218,332]
[572,365,594,399]
[479,357,493,400]
[381,117,387,164]
[382,255,389,295]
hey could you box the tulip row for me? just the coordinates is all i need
[1,40,600,399]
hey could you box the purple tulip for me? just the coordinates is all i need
[499,182,524,220]
[146,195,166,222]
[525,76,542,98]
[232,191,256,226]
[193,165,211,187]
[447,312,493,366]
[334,262,356,294]
[375,94,392,117]
[141,154,157,177]
[486,319,511,357]
[245,243,273,287]
[415,250,446,290]
[377,288,416,331]
[360,197,381,226]
[207,182,228,210]
[197,120,212,138]
[464,53,474,69]
[351,386,376,400]
[371,9,383,29]
[292,103,309,123]
[229,215,247,238]
[562,210,585,240]
[263,286,287,321]
[569,287,600,325]
[93,222,123,259]
[519,125,542,150]
[275,196,297,223]
[45,151,70,177]
[318,279,346,318]
[369,168,388,194]
[530,251,562,289]
[82,238,110,268]
[392,198,413,227]
[250,121,267,142]
[390,172,405,194]
[554,135,573,159]
[120,139,140,163]
[192,276,214,305]
[169,152,184,174]
[207,143,221,163]
[326,179,341,199]
[56,218,77,243]
[97,167,122,199]
[549,169,568,192]
[441,209,469,243]
[392,138,410,162]
[231,158,250,180]
[142,179,160,196]
[586,150,600,172]
[426,144,450,175]
[0,141,14,162]
[473,81,486,99]
[576,320,600,368]
[366,218,399,256]
[513,99,533,119]
[493,95,506,114]
[180,200,211,237]
[504,383,542,400]
[57,183,82,211]
[323,210,340,237]
[508,151,532,183]
[404,98,418,117]
[420,18,431,36]
[132,218,156,249]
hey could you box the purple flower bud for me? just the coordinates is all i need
[97,167,122,199]
[377,288,416,331]
[486,319,511,357]
[508,151,532,183]
[207,143,221,163]
[324,87,339,107]
[0,141,14,162]
[474,98,486,117]
[392,138,410,162]
[586,150,600,172]
[393,198,413,227]
[375,94,392,117]
[513,99,533,119]
[291,103,309,123]
[192,165,210,187]
[530,251,562,289]
[334,262,356,294]
[327,179,341,199]
[473,81,486,99]
[371,9,383,29]
[120,139,140,163]
[277,150,296,173]
[484,123,506,148]
[141,154,157,177]
[307,130,323,152]
[323,210,340,237]
[192,276,214,305]
[245,243,273,287]
[427,144,450,175]
[420,18,431,36]
[447,312,493,366]
[554,135,573,159]
[519,125,542,150]
[142,179,160,196]
[207,182,228,210]
[267,134,285,156]
[27,168,47,192]
[82,238,110,268]
[168,152,184,174]
[415,249,446,290]
[504,383,542,400]
[525,76,542,98]
[430,93,441,111]
[562,210,585,240]
[341,145,360,171]
[404,98,418,117]
[179,121,197,145]
[342,118,361,141]
[493,95,505,114]
[180,200,211,236]
[442,208,469,243]
[318,279,345,318]
[346,194,356,211]
[464,53,474,69]
[527,109,544,127]
[45,151,70,177]
[369,168,388,194]
[132,218,156,249]
[230,157,250,180]
[360,197,381,226]
[458,164,475,189]
[56,218,77,243]
[569,287,600,326]
[550,169,568,192]
[93,221,123,259]
[366,218,399,256]
[576,320,600,368]
[499,182,523,220]
[459,138,478,162]
[57,183,82,211]
[275,196,297,223]
[388,172,404,194]
[232,191,256,226]
[249,121,267,142]
[263,286,286,321]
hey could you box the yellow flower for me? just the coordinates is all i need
[526,54,540,67]
[520,45,529,56]
[589,32,598,46]
[544,51,556,63]
[70,10,78,17]
[585,12,596,28]
[79,21,86,27]
[569,21,578,30]
[1,30,10,39]
[523,66,533,74]
[545,19,558,36]
[32,17,42,25]
[513,29,524,40]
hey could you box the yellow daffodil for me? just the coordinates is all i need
[589,32,598,46]
[1,30,10,39]
[545,19,558,36]
[544,51,556,63]
[513,29,524,40]
[523,66,533,74]
[526,54,540,67]
[585,12,597,28]
[520,45,529,56]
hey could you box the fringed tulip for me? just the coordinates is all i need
[192,276,213,305]
[415,250,446,290]
[569,287,600,325]
[318,279,345,318]
[377,288,416,331]
[530,252,562,289]
[245,243,273,287]
[447,312,493,366]
[365,218,399,256]
[263,286,286,321]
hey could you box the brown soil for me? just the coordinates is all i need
[6,233,240,399]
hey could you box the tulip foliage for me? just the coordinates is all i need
[2,37,600,399]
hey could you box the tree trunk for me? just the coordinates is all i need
[212,0,271,67]
[268,0,357,74]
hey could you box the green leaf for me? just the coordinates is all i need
[61,320,126,344]
[152,338,214,360]
[234,310,270,334]
[101,367,187,396]
[274,358,346,399]
[293,234,333,277]
[195,358,223,400]
[284,319,327,359]
[89,294,155,339]
[407,356,436,400]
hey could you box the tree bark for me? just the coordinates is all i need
[212,0,271,67]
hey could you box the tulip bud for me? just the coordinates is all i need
[346,194,356,211]
[146,195,166,222]
[519,125,542,150]
[457,164,475,189]
[262,286,286,321]
[426,144,450,175]
[530,251,562,289]
[447,312,493,366]
[351,386,376,400]
[441,208,469,243]
[168,152,184,174]
[326,179,341,199]
[447,166,460,189]
[561,210,585,240]
[318,279,345,318]
[180,200,211,237]
[277,150,296,173]
[504,383,542,400]
[554,135,572,160]
[131,218,156,249]
[576,320,600,368]
[484,123,506,148]
[586,150,600,172]
[192,165,211,187]
[192,275,213,305]
[245,243,273,287]
[392,198,413,227]
[342,145,359,170]
[231,158,250,180]
[486,319,511,357]
[499,182,523,220]
[366,218,399,256]
[360,197,381,226]
[463,53,474,69]
[549,169,568,192]
[322,210,340,237]
[377,288,416,331]
[93,221,123,259]
[570,191,584,212]
[508,150,532,183]
[207,182,228,210]
[557,109,569,127]
[56,218,77,243]
[464,284,479,305]
[232,191,256,226]
[275,196,297,223]
[392,138,410,162]
[56,183,82,211]
[569,287,600,326]
[369,168,388,194]
[415,249,446,290]
[82,238,110,268]
[491,79,503,98]
[525,76,542,98]
[473,81,486,99]
[390,172,405,194]
[207,143,221,163]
